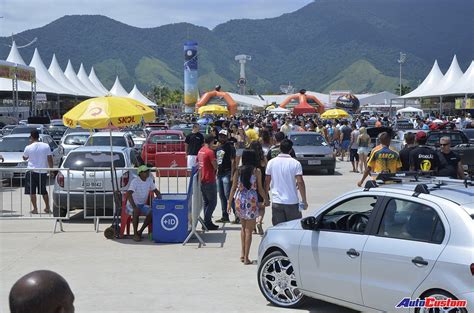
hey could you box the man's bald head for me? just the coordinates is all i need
[9,270,74,313]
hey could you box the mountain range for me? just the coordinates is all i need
[1,0,473,94]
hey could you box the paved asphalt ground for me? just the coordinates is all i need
[1,161,361,313]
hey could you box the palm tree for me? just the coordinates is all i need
[395,84,411,96]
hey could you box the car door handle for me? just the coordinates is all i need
[411,256,428,266]
[346,248,360,258]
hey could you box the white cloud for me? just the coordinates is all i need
[0,0,313,36]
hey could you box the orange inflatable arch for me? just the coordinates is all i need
[279,91,325,114]
[196,89,237,115]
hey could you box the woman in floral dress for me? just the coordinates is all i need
[228,149,269,264]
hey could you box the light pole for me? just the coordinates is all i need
[397,52,407,96]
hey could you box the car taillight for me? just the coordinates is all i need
[470,264,474,276]
[57,172,64,188]
[147,144,156,153]
[121,171,129,188]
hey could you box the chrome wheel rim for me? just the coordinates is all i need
[259,255,303,306]
[419,294,465,313]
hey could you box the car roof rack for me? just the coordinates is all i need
[363,171,473,196]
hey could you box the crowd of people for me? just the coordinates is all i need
[180,111,471,262]
[184,118,308,264]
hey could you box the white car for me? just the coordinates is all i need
[60,132,90,157]
[52,146,140,216]
[258,177,473,312]
[0,134,64,178]
[85,131,135,150]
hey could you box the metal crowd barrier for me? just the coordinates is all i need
[0,166,193,233]
[82,167,192,232]
[0,167,71,233]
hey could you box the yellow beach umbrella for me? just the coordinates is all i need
[198,105,229,116]
[63,96,155,129]
[320,108,349,119]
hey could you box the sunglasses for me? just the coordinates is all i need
[440,143,450,146]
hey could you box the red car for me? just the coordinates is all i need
[141,130,185,166]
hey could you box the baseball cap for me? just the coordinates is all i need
[137,165,151,174]
[415,131,427,141]
[218,129,228,136]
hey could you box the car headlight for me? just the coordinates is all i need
[325,153,334,158]
[295,153,303,158]
[16,162,27,168]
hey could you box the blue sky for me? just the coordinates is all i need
[0,0,313,36]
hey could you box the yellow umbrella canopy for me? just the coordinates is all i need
[320,108,349,119]
[63,96,155,129]
[198,105,229,116]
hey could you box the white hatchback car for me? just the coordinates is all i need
[258,177,473,312]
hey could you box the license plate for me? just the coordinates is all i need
[81,181,103,188]
[308,160,321,165]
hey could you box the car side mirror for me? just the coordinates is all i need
[301,216,319,231]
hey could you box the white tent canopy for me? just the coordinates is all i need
[64,60,95,97]
[424,55,464,97]
[6,41,54,93]
[444,61,474,95]
[77,63,105,96]
[128,85,157,107]
[89,67,110,95]
[401,60,444,99]
[49,54,87,96]
[227,92,266,108]
[109,76,129,96]
[396,106,423,115]
[30,49,76,95]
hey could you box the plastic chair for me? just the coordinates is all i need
[120,192,153,238]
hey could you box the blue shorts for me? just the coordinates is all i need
[126,204,151,215]
[341,140,351,150]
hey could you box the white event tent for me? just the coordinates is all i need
[30,48,77,95]
[109,77,129,97]
[128,85,157,107]
[401,60,444,99]
[6,42,56,93]
[89,67,110,95]
[401,55,474,99]
[77,63,105,96]
[444,61,474,95]
[48,54,87,96]
[64,60,96,97]
[424,55,464,97]
[1,42,159,105]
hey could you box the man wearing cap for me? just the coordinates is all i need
[215,129,237,223]
[126,165,161,241]
[410,131,439,173]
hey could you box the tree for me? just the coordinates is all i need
[150,85,183,107]
[395,84,411,96]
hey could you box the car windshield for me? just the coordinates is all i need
[11,127,40,134]
[148,134,181,144]
[290,134,327,146]
[128,130,146,138]
[64,134,89,145]
[86,136,127,147]
[427,133,464,146]
[464,129,474,140]
[63,152,125,170]
[48,126,67,135]
[0,137,31,152]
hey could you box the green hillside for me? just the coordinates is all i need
[0,0,472,94]
[322,60,408,93]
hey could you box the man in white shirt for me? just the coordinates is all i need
[126,165,161,241]
[23,130,53,214]
[265,139,308,226]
